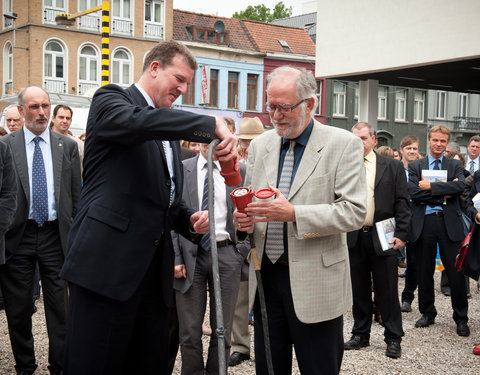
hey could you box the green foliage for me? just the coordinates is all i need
[232,1,292,22]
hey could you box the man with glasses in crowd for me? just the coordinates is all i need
[234,66,366,374]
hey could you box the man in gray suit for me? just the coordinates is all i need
[0,86,81,375]
[234,66,366,374]
[174,142,247,374]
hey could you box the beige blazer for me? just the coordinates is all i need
[247,120,366,324]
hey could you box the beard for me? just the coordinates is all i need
[271,106,308,140]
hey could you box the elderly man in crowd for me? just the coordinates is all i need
[234,66,366,374]
[4,104,24,133]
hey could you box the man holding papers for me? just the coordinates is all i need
[408,125,470,337]
[345,122,410,359]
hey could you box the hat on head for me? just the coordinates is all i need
[238,117,264,140]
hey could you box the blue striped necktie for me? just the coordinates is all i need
[32,137,48,226]
[200,165,211,251]
[265,141,295,263]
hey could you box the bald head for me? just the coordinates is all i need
[18,86,51,136]
[5,106,24,132]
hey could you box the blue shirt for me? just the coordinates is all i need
[24,127,57,221]
[425,154,444,215]
[275,120,314,262]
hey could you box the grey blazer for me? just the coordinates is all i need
[173,155,247,294]
[246,121,367,324]
[1,128,81,257]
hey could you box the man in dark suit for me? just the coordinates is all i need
[408,125,469,336]
[0,86,81,375]
[345,122,410,359]
[173,143,247,374]
[60,40,237,374]
[0,141,17,264]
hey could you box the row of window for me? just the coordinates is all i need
[3,40,134,95]
[435,91,469,119]
[3,0,164,38]
[332,82,426,122]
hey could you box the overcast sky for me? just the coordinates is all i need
[172,0,314,19]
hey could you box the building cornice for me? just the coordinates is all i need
[180,40,265,58]
[265,52,315,62]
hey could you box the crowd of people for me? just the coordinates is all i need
[0,39,479,375]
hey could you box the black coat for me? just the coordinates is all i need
[0,141,17,264]
[60,84,216,305]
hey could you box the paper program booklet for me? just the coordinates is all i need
[472,192,480,213]
[375,217,396,251]
[422,169,447,183]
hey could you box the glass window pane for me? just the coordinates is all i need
[46,42,62,52]
[122,62,130,84]
[145,1,151,21]
[113,0,120,16]
[154,3,161,22]
[112,61,119,83]
[197,31,205,40]
[44,54,52,77]
[82,46,96,56]
[57,0,64,8]
[79,57,87,80]
[115,50,128,60]
[90,60,97,80]
[124,0,130,18]
[56,56,63,78]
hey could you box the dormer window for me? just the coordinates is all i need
[192,27,228,45]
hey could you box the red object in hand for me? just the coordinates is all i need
[255,188,275,199]
[230,187,254,213]
[219,157,242,186]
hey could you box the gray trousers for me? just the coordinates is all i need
[176,244,243,375]
[230,280,251,355]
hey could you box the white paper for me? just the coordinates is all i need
[422,169,447,182]
[375,217,396,251]
[473,193,480,213]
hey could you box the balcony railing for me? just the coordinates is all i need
[112,17,132,35]
[44,7,65,24]
[78,82,99,96]
[453,116,480,131]
[44,79,66,94]
[145,22,163,39]
[78,14,100,31]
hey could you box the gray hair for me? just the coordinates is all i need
[352,122,376,137]
[18,86,50,107]
[447,141,461,153]
[266,66,318,117]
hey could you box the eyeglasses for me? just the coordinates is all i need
[265,99,306,114]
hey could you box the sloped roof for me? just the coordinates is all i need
[173,10,257,52]
[271,12,317,42]
[241,19,315,56]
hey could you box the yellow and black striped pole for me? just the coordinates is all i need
[101,1,110,86]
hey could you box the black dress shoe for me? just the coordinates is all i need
[401,301,412,313]
[228,352,249,367]
[415,315,435,328]
[457,322,470,337]
[386,342,401,358]
[344,335,369,350]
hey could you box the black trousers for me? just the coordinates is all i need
[348,230,404,342]
[254,256,343,375]
[0,220,66,374]
[401,241,418,304]
[64,249,171,375]
[414,214,468,322]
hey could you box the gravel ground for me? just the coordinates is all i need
[1,270,479,374]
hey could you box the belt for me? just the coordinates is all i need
[215,239,231,248]
[26,219,58,228]
[426,210,443,216]
[361,226,373,232]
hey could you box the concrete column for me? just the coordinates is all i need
[358,79,379,130]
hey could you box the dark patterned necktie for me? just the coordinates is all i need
[265,141,295,263]
[433,159,440,170]
[32,137,48,226]
[199,166,211,251]
[470,160,475,174]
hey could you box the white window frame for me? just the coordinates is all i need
[78,43,100,95]
[43,0,67,24]
[111,47,133,88]
[435,91,446,119]
[43,39,67,93]
[459,93,468,117]
[112,0,133,35]
[78,0,100,31]
[3,41,13,94]
[332,81,346,117]
[314,80,322,116]
[413,90,426,123]
[354,83,359,119]
[3,0,13,29]
[395,89,407,122]
[377,86,387,120]
[144,0,164,39]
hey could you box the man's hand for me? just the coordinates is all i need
[418,174,431,191]
[190,210,209,234]
[389,237,405,250]
[244,188,296,223]
[174,264,186,279]
[213,115,238,164]
[233,209,255,232]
